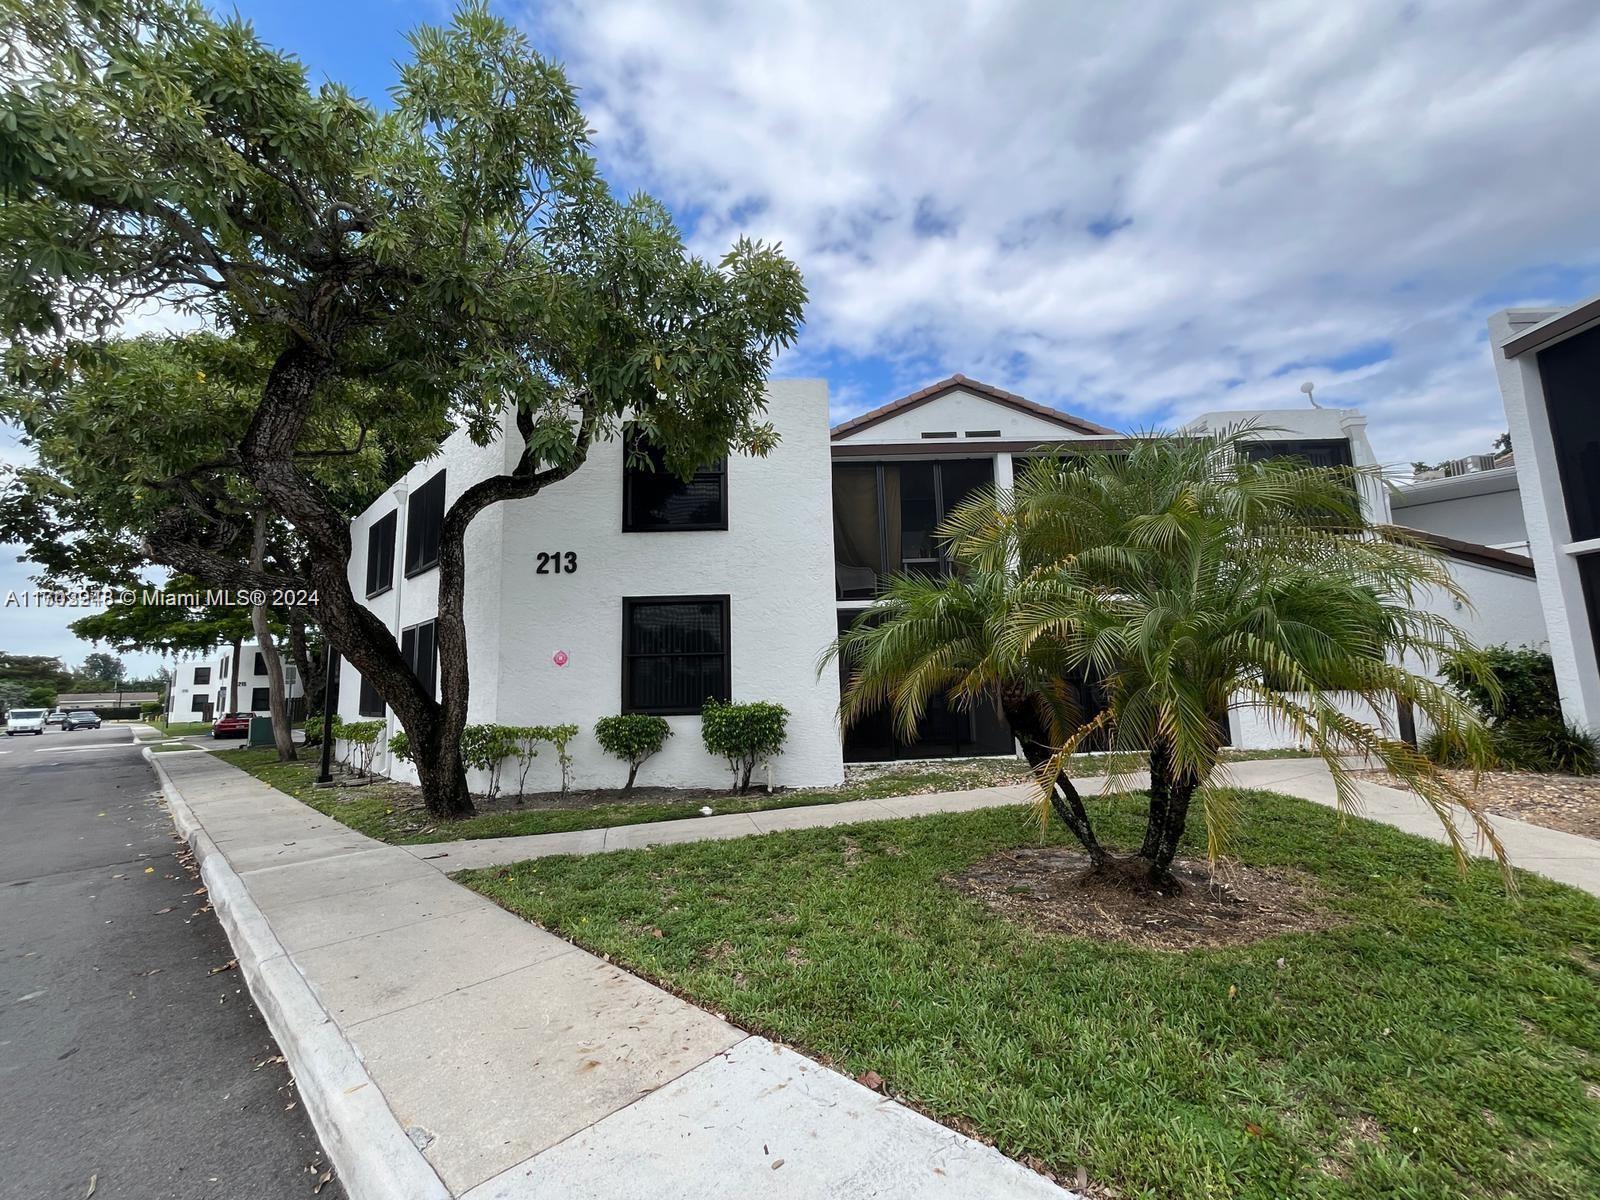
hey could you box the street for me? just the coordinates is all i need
[0,726,344,1199]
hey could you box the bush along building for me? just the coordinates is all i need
[336,374,1549,792]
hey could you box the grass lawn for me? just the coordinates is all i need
[221,743,1317,845]
[139,720,212,738]
[460,790,1600,1199]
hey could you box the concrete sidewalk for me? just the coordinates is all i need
[409,757,1600,897]
[150,749,1075,1200]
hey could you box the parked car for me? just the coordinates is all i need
[45,710,68,726]
[211,712,254,739]
[5,708,47,736]
[64,711,102,731]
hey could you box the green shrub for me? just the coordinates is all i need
[1420,727,1474,769]
[1492,717,1599,775]
[461,723,520,799]
[594,714,672,792]
[388,729,412,762]
[1441,644,1562,724]
[701,699,788,793]
[139,701,162,719]
[540,722,579,794]
[338,719,384,776]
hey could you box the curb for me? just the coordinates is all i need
[144,747,453,1200]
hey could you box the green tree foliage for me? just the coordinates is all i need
[832,429,1509,893]
[75,651,124,686]
[701,700,788,793]
[594,713,672,793]
[0,0,805,820]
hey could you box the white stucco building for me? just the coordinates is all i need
[166,642,303,722]
[1489,295,1600,731]
[335,373,1551,787]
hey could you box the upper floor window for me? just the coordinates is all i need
[253,651,267,676]
[405,470,446,577]
[219,654,229,679]
[366,510,397,597]
[831,458,994,600]
[193,666,211,686]
[622,430,727,532]
[1244,439,1353,469]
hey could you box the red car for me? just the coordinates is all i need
[211,712,254,739]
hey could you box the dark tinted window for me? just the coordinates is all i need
[190,695,208,713]
[366,510,397,596]
[623,597,730,714]
[193,666,211,685]
[623,432,727,531]
[1537,326,1600,543]
[250,686,270,711]
[401,620,438,699]
[405,471,446,576]
[831,459,995,595]
[1245,438,1353,468]
[832,464,882,600]
[357,674,384,718]
[253,652,267,676]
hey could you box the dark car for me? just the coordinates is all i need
[64,710,102,730]
[212,712,254,739]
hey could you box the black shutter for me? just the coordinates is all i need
[366,510,397,596]
[251,686,270,711]
[405,471,447,575]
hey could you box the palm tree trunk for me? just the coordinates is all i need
[1142,736,1196,893]
[1001,691,1105,865]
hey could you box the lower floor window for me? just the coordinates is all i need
[401,619,438,699]
[357,673,385,718]
[251,686,270,712]
[190,695,208,714]
[622,595,730,715]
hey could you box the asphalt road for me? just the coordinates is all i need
[0,726,345,1199]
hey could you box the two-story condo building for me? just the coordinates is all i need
[337,375,1548,790]
[166,642,303,722]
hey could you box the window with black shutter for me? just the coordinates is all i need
[253,651,267,676]
[401,619,438,699]
[622,596,730,714]
[190,695,209,713]
[366,510,397,597]
[357,674,385,718]
[622,430,727,532]
[193,666,211,685]
[251,686,270,711]
[405,471,447,576]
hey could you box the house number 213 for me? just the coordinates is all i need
[536,551,577,575]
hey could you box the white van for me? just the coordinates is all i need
[6,708,47,736]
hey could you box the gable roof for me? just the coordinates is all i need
[829,374,1116,441]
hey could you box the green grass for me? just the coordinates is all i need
[222,744,1318,845]
[459,791,1600,1200]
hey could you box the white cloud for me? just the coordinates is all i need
[523,0,1600,465]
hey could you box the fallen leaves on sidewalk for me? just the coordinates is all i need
[312,1168,334,1194]
[83,1173,96,1198]
[855,1069,884,1091]
[208,958,237,976]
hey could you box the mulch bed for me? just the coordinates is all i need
[944,847,1342,950]
[1355,769,1600,840]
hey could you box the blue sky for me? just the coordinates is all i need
[6,0,1600,670]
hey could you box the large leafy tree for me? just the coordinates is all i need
[0,0,807,815]
[835,430,1509,894]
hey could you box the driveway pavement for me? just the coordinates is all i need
[0,725,343,1199]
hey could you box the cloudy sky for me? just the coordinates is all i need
[5,0,1600,668]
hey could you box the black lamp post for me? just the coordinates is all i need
[315,649,336,785]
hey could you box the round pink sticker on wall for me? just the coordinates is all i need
[552,650,569,667]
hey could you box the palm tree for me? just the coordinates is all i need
[834,427,1508,894]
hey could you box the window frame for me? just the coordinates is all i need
[356,673,385,718]
[404,470,447,578]
[193,666,211,686]
[400,619,438,701]
[366,509,398,598]
[621,594,731,716]
[621,430,729,533]
[190,695,209,714]
[250,686,270,712]
[253,651,267,676]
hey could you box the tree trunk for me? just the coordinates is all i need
[624,761,639,794]
[286,613,323,719]
[1140,736,1198,893]
[249,513,296,762]
[1000,688,1106,865]
[227,632,241,716]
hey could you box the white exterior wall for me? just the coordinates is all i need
[341,380,844,793]
[836,387,1098,444]
[1227,558,1546,750]
[166,642,303,720]
[1391,477,1528,551]
[1489,308,1600,730]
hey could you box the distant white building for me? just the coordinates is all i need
[166,642,302,722]
[336,374,1550,787]
[1489,295,1600,732]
